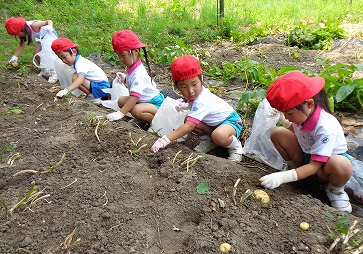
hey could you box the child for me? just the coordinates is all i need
[260,71,353,213]
[5,17,58,83]
[106,30,165,122]
[51,38,111,104]
[151,55,243,162]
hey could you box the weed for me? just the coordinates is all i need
[86,113,97,121]
[0,199,9,219]
[1,145,17,155]
[6,107,24,115]
[324,212,363,252]
[41,153,66,174]
[128,132,147,157]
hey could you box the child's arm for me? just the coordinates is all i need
[259,160,323,189]
[8,42,26,63]
[106,96,139,121]
[151,121,196,152]
[32,20,53,30]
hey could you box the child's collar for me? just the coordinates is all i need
[126,59,142,74]
[300,105,321,132]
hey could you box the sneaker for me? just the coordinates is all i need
[228,140,243,162]
[38,69,51,77]
[48,74,58,84]
[326,188,352,213]
[194,139,218,153]
[86,96,102,105]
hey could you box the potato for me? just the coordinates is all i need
[219,243,231,253]
[11,62,19,68]
[253,189,270,203]
[299,222,310,230]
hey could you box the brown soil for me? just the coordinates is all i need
[1,27,363,254]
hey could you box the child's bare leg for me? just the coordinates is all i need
[117,96,130,108]
[78,79,91,95]
[33,43,41,64]
[192,122,213,137]
[317,155,352,187]
[270,126,304,166]
[210,125,236,147]
[130,103,158,122]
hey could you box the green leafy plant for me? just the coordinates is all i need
[196,183,209,194]
[1,145,17,155]
[6,107,24,115]
[86,113,97,121]
[286,22,346,50]
[324,212,350,239]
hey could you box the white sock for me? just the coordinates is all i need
[327,183,344,192]
[285,160,297,169]
[225,136,238,149]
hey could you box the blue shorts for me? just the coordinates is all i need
[147,93,165,109]
[212,111,243,138]
[90,80,111,98]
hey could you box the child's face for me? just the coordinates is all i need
[116,49,139,68]
[176,76,203,101]
[56,49,76,66]
[283,100,314,125]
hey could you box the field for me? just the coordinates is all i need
[1,27,363,253]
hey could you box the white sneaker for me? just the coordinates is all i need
[194,139,218,153]
[228,140,243,162]
[86,96,102,105]
[48,74,58,84]
[326,188,352,213]
[38,69,51,77]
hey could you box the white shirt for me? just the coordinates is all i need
[73,55,108,82]
[187,87,234,126]
[126,59,160,102]
[293,106,347,162]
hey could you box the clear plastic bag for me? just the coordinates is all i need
[242,98,284,169]
[148,97,189,142]
[32,28,58,70]
[53,58,83,97]
[101,75,129,112]
[345,155,363,200]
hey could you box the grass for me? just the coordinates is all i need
[1,0,363,69]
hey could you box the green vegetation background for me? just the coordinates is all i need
[1,0,363,66]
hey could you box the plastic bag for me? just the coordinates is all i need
[32,27,58,70]
[243,98,284,169]
[101,75,129,112]
[345,155,363,200]
[53,58,83,97]
[149,97,189,142]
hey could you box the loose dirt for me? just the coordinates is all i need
[1,25,363,254]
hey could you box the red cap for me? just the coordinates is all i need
[112,30,147,52]
[51,38,79,53]
[266,71,325,111]
[171,55,202,81]
[5,17,26,35]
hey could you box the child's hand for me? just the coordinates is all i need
[56,88,70,98]
[175,101,189,112]
[116,72,126,84]
[107,111,125,121]
[151,135,171,153]
[270,108,291,128]
[8,55,18,64]
[259,169,298,189]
